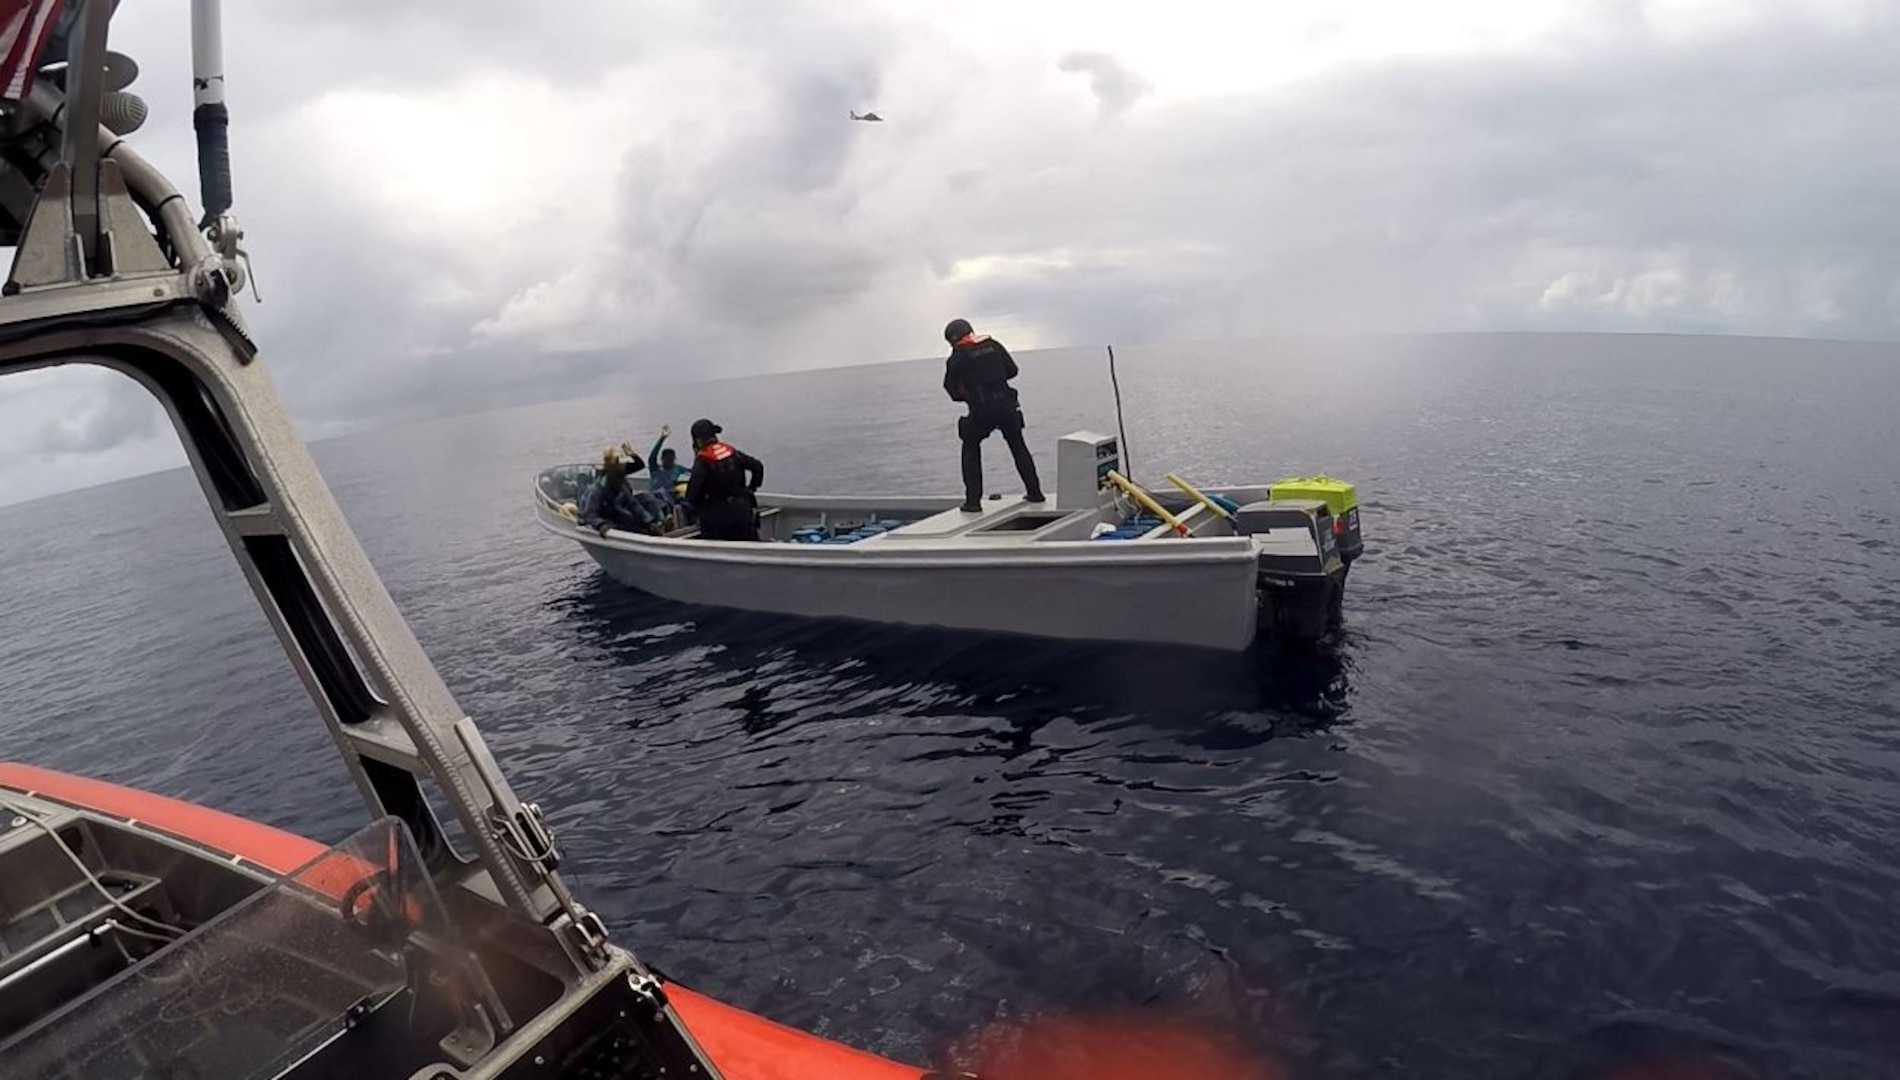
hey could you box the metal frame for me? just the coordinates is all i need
[0,1,602,962]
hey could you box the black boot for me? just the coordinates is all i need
[959,424,985,512]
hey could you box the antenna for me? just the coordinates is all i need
[1108,344,1132,479]
[190,0,255,299]
[190,0,229,223]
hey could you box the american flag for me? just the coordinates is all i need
[0,0,64,101]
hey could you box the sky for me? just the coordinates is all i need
[1,0,1897,505]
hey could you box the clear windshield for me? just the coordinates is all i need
[0,817,448,1080]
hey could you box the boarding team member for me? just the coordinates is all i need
[942,318,1044,513]
[683,418,765,541]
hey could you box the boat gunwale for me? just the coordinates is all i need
[532,503,1262,567]
[532,465,1277,511]
[530,468,1271,567]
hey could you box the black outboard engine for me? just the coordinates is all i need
[1267,476,1362,571]
[1232,499,1347,640]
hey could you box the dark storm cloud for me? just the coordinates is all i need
[619,64,890,332]
[1057,51,1152,118]
[220,1,909,416]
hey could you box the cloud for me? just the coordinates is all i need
[4,0,1899,504]
[35,375,164,455]
[0,367,182,506]
[1058,51,1153,118]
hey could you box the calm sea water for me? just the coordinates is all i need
[3,333,1899,1077]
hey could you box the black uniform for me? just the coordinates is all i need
[944,334,1044,507]
[684,441,765,541]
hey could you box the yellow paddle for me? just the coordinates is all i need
[1104,470,1189,537]
[1164,472,1234,521]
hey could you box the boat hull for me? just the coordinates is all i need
[539,503,1262,652]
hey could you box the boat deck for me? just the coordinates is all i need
[867,496,1034,539]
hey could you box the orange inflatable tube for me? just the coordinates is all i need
[0,762,924,1080]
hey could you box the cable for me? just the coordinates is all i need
[108,925,139,965]
[494,821,554,868]
[0,796,191,939]
[100,918,179,944]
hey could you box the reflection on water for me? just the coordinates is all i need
[551,579,1359,742]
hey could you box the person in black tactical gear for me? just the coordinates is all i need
[683,418,765,541]
[943,318,1044,513]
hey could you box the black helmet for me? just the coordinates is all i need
[689,418,722,442]
[943,318,973,344]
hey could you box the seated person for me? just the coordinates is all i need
[610,437,670,523]
[578,448,658,535]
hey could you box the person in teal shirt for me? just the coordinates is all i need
[646,424,689,509]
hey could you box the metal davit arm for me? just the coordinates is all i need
[0,293,608,963]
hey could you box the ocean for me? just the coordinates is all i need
[2,332,1898,1077]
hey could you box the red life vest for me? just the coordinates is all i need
[697,440,735,462]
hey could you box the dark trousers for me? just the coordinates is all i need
[959,403,1044,504]
[697,497,757,541]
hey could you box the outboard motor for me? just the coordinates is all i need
[1232,499,1347,640]
[1269,475,1362,570]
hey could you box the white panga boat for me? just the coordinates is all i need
[535,431,1364,651]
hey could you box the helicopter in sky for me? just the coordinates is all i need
[849,110,884,122]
